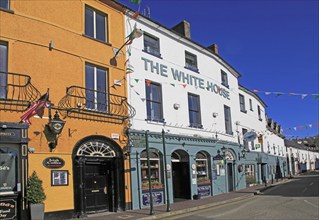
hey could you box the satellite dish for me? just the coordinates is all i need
[243,131,258,142]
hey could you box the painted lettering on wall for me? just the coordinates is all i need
[141,57,230,100]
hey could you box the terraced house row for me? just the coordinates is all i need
[0,1,318,219]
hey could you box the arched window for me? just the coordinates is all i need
[196,151,210,185]
[140,149,163,190]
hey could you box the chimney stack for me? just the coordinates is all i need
[208,44,218,55]
[172,20,191,39]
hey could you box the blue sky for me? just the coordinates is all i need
[119,0,319,139]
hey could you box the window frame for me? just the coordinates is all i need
[184,51,199,72]
[0,0,11,12]
[145,80,164,122]
[85,5,108,43]
[188,93,202,128]
[221,70,229,88]
[239,94,246,113]
[85,63,108,112]
[51,170,69,186]
[257,105,262,121]
[0,41,8,99]
[143,33,161,57]
[224,105,233,135]
[249,99,253,111]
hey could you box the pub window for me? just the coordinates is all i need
[0,41,8,99]
[185,51,198,72]
[140,150,163,190]
[143,33,161,57]
[249,99,253,111]
[51,170,68,186]
[239,94,246,113]
[85,63,108,112]
[224,105,233,135]
[257,105,262,121]
[221,70,229,88]
[196,151,210,185]
[0,147,18,193]
[145,80,164,122]
[85,6,108,42]
[188,93,202,128]
[0,0,9,10]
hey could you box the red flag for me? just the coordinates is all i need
[20,90,50,124]
[146,79,151,86]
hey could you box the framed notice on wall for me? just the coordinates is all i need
[51,170,68,186]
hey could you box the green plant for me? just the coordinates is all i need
[246,175,256,185]
[26,171,46,204]
[197,177,210,183]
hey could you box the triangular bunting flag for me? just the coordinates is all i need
[146,79,151,86]
[134,79,139,83]
[170,83,175,87]
[182,84,187,88]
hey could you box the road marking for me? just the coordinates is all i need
[302,188,307,193]
[304,200,319,209]
[309,182,313,186]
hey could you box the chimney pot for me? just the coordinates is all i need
[208,44,218,55]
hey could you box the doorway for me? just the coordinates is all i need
[227,163,234,192]
[171,150,191,201]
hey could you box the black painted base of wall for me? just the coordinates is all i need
[44,209,74,220]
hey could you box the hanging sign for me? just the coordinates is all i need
[43,157,65,169]
[243,131,258,142]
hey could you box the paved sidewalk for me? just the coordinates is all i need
[77,179,290,220]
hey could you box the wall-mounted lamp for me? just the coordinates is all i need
[212,112,218,118]
[44,110,66,151]
[49,40,54,50]
[238,144,248,160]
[173,103,180,110]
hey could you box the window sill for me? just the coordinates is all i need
[184,66,199,73]
[240,110,247,113]
[82,34,112,46]
[142,50,162,59]
[225,131,234,136]
[259,118,263,122]
[189,124,203,129]
[0,7,14,14]
[221,83,229,89]
[145,118,165,124]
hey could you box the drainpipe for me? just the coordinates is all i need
[136,151,141,209]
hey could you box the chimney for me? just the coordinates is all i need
[172,20,191,39]
[208,44,218,55]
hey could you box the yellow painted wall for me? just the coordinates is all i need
[0,0,131,212]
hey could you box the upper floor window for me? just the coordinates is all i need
[146,81,164,122]
[249,99,253,111]
[85,6,107,42]
[188,93,202,128]
[185,51,198,72]
[257,105,262,121]
[85,63,108,112]
[224,105,233,135]
[239,94,246,113]
[143,33,160,57]
[0,41,8,99]
[0,0,9,10]
[221,70,229,88]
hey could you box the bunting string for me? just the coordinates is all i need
[249,89,319,100]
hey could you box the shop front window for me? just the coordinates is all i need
[140,150,163,190]
[245,164,256,186]
[0,147,18,193]
[196,151,210,185]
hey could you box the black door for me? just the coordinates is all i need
[84,161,112,213]
[172,162,191,200]
[227,163,234,192]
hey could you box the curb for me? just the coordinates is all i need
[139,194,254,220]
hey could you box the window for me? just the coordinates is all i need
[51,170,68,186]
[242,128,248,149]
[224,105,233,135]
[221,70,229,87]
[85,6,107,42]
[188,93,202,128]
[257,105,262,121]
[0,41,8,99]
[146,81,163,122]
[239,94,246,113]
[185,51,198,72]
[140,150,163,190]
[143,33,160,57]
[196,152,210,185]
[249,99,253,111]
[85,63,108,112]
[0,0,9,10]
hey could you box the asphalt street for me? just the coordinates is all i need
[164,174,319,220]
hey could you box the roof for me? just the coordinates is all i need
[238,84,267,108]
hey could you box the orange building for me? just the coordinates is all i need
[0,0,134,219]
